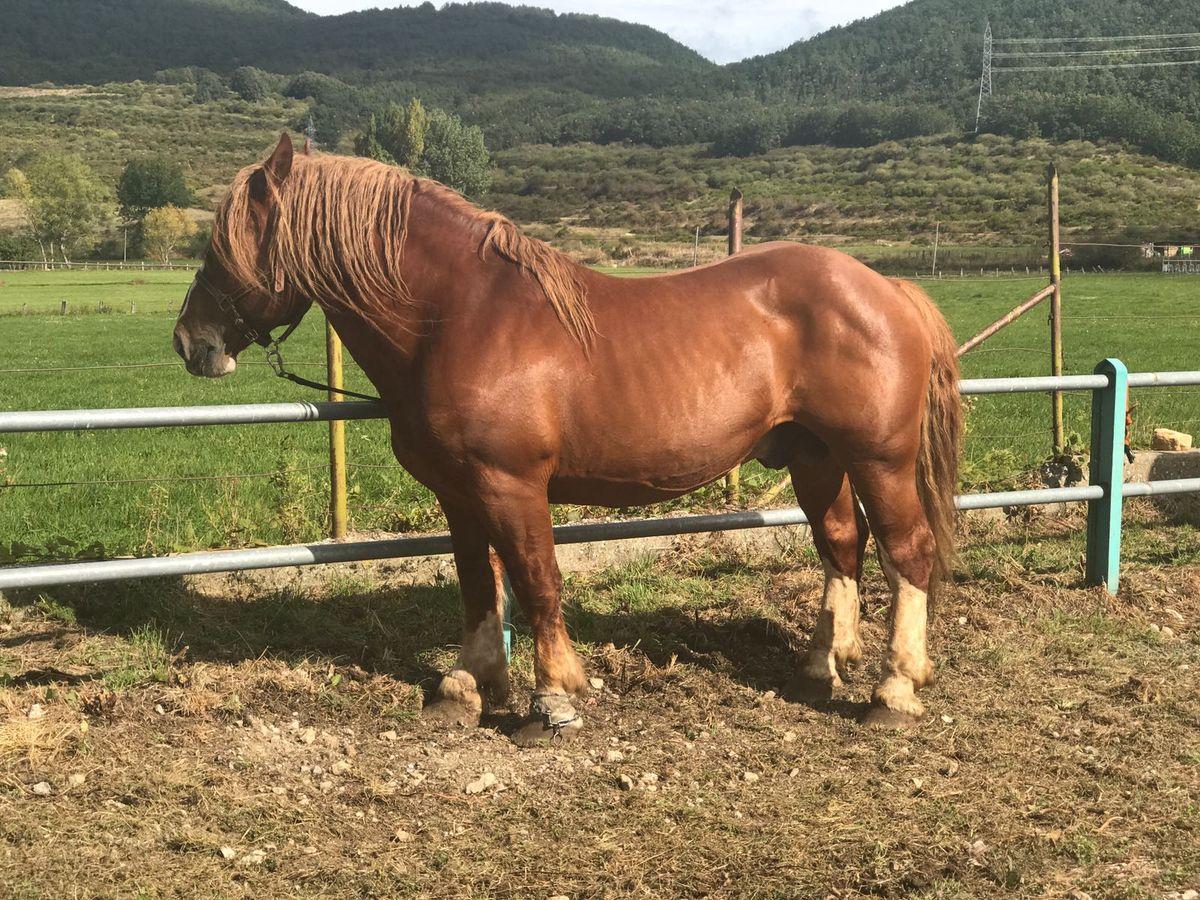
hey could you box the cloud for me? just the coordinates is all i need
[292,0,903,63]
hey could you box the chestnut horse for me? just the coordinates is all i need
[174,134,962,744]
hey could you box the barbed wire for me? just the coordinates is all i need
[0,361,328,374]
[0,460,406,489]
[1062,313,1200,320]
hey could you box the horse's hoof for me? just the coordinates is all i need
[861,703,922,730]
[420,698,481,729]
[783,674,835,706]
[510,716,583,748]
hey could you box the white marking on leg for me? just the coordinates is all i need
[440,609,509,708]
[872,573,933,718]
[800,558,861,684]
[459,610,506,684]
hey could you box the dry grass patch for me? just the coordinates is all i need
[0,515,1197,897]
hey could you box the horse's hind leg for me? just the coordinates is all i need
[786,458,868,703]
[850,459,937,727]
[422,502,510,728]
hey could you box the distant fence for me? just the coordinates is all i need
[0,259,199,272]
[2,361,1199,600]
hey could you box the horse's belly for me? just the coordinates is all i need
[547,472,724,507]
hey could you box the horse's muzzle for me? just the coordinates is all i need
[174,325,235,378]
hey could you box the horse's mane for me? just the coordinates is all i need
[211,152,594,346]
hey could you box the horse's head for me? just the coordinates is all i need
[173,133,310,378]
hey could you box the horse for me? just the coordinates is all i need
[173,134,962,745]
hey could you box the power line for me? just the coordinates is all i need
[994,44,1200,59]
[994,31,1200,45]
[998,58,1200,72]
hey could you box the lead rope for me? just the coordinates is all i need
[264,338,382,402]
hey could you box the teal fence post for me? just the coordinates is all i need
[501,574,515,664]
[1084,358,1128,594]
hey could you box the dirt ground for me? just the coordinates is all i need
[0,509,1197,898]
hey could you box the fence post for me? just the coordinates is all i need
[725,189,744,498]
[325,318,349,540]
[1048,163,1065,455]
[1085,358,1128,594]
[727,188,743,255]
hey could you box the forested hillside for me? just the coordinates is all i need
[4,0,1200,164]
[0,0,710,96]
[721,0,1200,163]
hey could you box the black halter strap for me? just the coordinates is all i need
[194,268,381,402]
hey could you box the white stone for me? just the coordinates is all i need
[604,750,625,763]
[1151,428,1193,451]
[27,704,45,720]
[67,773,86,787]
[31,781,51,796]
[219,847,237,861]
[742,771,759,783]
[465,772,498,795]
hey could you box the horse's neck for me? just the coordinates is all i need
[313,189,489,395]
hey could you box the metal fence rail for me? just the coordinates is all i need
[4,480,1200,593]
[3,371,1198,433]
[2,362,1199,596]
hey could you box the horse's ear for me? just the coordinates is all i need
[264,133,294,185]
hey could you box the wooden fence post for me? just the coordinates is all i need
[727,189,743,255]
[725,189,744,498]
[326,318,349,540]
[1048,163,1065,455]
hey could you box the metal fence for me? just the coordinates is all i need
[2,359,1199,598]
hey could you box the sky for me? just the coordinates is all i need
[290,1,904,64]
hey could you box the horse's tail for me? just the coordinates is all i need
[892,279,962,595]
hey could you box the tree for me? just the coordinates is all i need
[3,152,113,265]
[230,66,269,102]
[142,205,197,264]
[117,156,194,221]
[355,99,491,198]
[191,69,227,103]
[421,108,492,197]
[354,99,428,169]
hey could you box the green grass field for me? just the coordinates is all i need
[1,268,1198,561]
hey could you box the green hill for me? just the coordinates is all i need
[5,0,1200,163]
[732,0,1200,114]
[0,0,711,96]
[721,0,1200,162]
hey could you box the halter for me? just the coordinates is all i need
[192,267,380,402]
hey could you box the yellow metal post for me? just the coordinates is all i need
[326,317,349,540]
[1048,163,1065,456]
[725,188,744,499]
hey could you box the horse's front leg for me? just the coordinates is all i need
[422,502,510,727]
[470,473,589,746]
